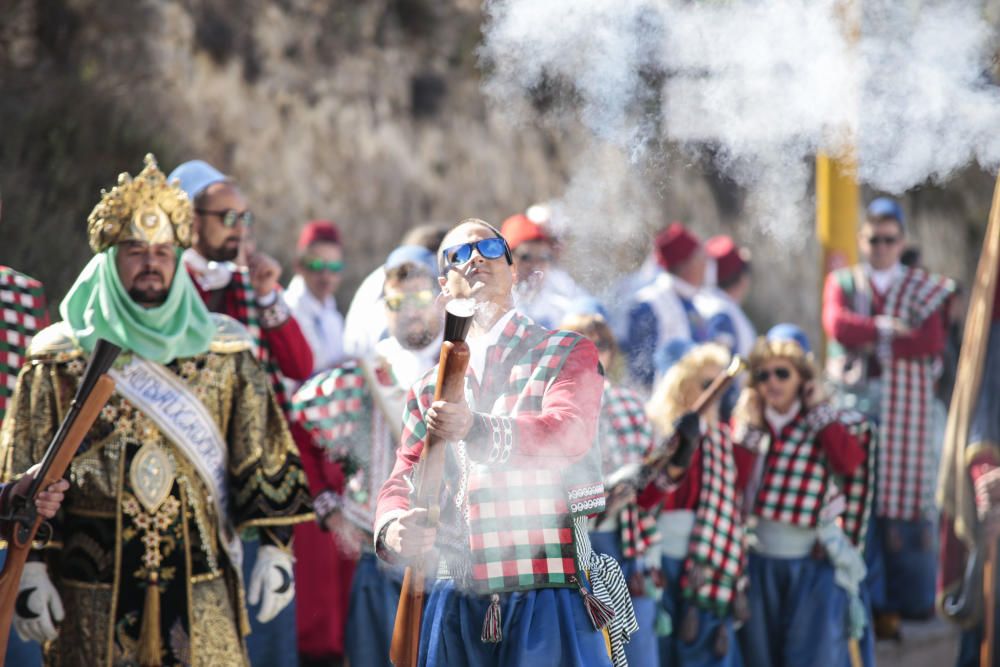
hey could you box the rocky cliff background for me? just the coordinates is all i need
[0,0,994,342]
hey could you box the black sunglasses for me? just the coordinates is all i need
[754,367,792,384]
[441,237,512,267]
[866,234,899,246]
[196,208,254,228]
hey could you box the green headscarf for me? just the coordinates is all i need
[60,246,216,364]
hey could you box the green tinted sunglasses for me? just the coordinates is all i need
[304,258,344,273]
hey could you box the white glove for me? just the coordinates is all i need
[247,545,295,624]
[14,562,64,643]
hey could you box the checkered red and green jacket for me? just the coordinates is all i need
[0,266,49,424]
[599,381,659,559]
[752,407,876,549]
[682,425,744,616]
[825,266,953,519]
[878,269,954,519]
[291,359,405,534]
[377,312,606,594]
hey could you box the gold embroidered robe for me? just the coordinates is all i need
[0,314,314,667]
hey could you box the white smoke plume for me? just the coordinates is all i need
[480,0,1000,241]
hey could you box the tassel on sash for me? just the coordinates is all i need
[138,573,163,667]
[481,593,503,643]
[579,584,616,630]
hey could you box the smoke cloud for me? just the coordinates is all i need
[480,0,1000,241]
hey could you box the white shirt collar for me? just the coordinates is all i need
[286,275,338,314]
[374,335,442,389]
[660,271,700,300]
[182,248,233,291]
[865,262,903,295]
[765,399,802,434]
[467,308,516,382]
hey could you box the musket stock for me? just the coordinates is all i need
[0,339,120,665]
[390,303,472,667]
[606,355,747,494]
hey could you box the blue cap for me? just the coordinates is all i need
[655,338,696,376]
[866,197,904,228]
[766,323,811,354]
[384,245,439,279]
[565,296,609,321]
[168,160,229,201]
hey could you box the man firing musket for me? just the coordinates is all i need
[374,218,637,667]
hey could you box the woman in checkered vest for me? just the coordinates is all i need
[734,324,876,667]
[375,220,637,667]
[562,310,663,667]
[640,342,755,667]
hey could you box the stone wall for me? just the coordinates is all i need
[0,0,992,343]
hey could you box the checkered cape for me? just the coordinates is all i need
[599,382,658,558]
[753,408,876,549]
[292,360,401,532]
[399,313,606,594]
[878,268,954,519]
[682,425,744,616]
[0,266,49,424]
[228,268,291,412]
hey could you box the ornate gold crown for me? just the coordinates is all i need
[87,153,192,253]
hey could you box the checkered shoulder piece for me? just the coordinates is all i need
[683,425,744,616]
[753,407,875,549]
[0,266,49,424]
[291,360,370,450]
[601,381,659,558]
[227,268,290,412]
[879,268,955,520]
[600,382,655,473]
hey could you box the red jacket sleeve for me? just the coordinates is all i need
[469,339,603,467]
[637,446,701,510]
[375,422,424,523]
[818,420,865,477]
[263,315,315,381]
[891,306,946,359]
[291,422,345,497]
[822,272,878,347]
[969,450,1000,485]
[733,442,757,493]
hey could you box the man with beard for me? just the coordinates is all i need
[168,159,313,665]
[291,245,443,666]
[374,219,636,667]
[0,155,313,666]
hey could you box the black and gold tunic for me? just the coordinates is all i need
[0,314,314,667]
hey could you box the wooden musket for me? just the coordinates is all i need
[605,354,747,495]
[390,302,473,667]
[0,339,120,664]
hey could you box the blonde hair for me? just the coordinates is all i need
[732,336,825,430]
[746,337,818,386]
[646,342,731,435]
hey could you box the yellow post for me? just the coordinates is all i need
[816,152,860,360]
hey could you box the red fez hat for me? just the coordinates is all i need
[706,235,750,285]
[654,222,701,271]
[297,220,341,251]
[500,213,552,250]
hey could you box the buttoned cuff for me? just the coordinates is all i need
[313,490,342,526]
[466,412,514,463]
[258,293,291,329]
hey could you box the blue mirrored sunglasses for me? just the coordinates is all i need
[440,237,512,267]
